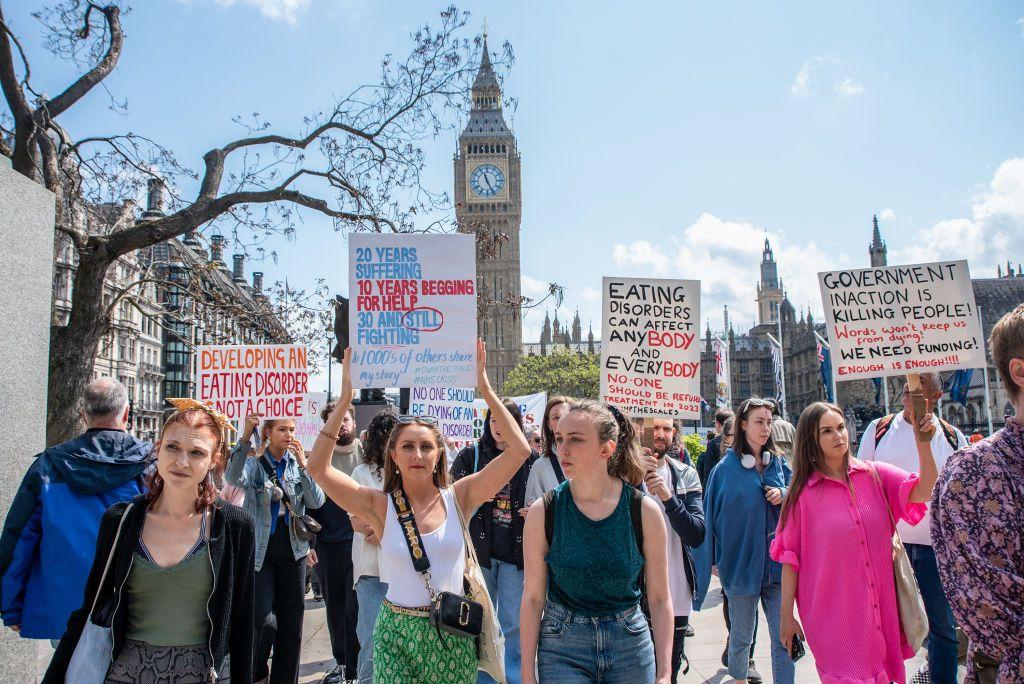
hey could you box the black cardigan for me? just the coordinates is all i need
[450,444,538,570]
[43,496,256,684]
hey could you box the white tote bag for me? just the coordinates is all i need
[451,489,506,684]
[66,503,133,683]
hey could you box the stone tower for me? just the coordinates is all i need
[756,238,784,325]
[869,214,888,267]
[454,30,523,390]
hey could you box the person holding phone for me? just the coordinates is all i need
[227,416,325,684]
[771,401,938,683]
[640,418,705,682]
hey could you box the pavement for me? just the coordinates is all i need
[296,575,940,684]
[32,577,947,683]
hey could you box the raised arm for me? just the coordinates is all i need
[453,340,532,516]
[907,399,939,503]
[305,349,386,528]
[519,498,548,684]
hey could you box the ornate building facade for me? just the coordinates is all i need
[52,200,166,440]
[700,216,1022,437]
[454,33,523,390]
[52,179,289,439]
[522,310,599,356]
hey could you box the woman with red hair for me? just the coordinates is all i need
[44,401,256,684]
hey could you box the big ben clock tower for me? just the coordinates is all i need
[455,30,523,390]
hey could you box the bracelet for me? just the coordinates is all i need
[319,428,339,441]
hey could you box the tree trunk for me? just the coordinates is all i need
[46,250,113,446]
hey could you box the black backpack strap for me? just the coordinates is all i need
[543,489,556,547]
[628,484,649,618]
[629,484,645,559]
[549,454,566,484]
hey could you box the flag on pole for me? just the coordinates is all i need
[816,339,834,403]
[767,333,786,415]
[947,369,974,406]
[712,335,732,408]
[700,396,711,414]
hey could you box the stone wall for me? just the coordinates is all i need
[0,162,56,681]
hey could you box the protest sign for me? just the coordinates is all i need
[409,388,546,453]
[294,391,329,451]
[818,260,986,381]
[600,277,702,418]
[195,344,309,420]
[349,234,477,389]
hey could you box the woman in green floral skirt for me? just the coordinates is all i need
[307,340,532,682]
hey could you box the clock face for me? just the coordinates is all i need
[469,164,505,198]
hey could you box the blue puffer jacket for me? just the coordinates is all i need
[0,429,152,639]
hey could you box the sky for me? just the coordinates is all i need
[6,0,1024,394]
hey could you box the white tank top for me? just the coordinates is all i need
[379,487,466,608]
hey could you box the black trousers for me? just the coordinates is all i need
[722,589,757,658]
[670,615,689,684]
[315,540,360,673]
[255,522,306,684]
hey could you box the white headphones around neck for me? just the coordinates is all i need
[740,451,773,469]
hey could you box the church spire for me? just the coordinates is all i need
[869,214,888,267]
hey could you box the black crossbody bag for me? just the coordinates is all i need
[390,488,483,643]
[258,455,322,542]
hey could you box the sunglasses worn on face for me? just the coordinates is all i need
[397,415,438,426]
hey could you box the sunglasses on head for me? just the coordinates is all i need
[397,415,438,426]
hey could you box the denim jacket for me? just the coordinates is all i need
[227,439,325,570]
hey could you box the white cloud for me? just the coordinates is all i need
[1017,17,1024,37]
[879,208,896,221]
[834,76,864,97]
[890,158,1024,273]
[791,55,863,99]
[180,0,311,23]
[612,213,851,332]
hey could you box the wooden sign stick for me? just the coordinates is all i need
[905,373,931,443]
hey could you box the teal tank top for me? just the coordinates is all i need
[545,479,643,617]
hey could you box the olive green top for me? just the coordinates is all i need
[124,547,213,646]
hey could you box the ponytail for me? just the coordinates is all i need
[606,405,645,485]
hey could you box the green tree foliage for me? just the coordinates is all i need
[502,351,599,399]
[681,432,707,466]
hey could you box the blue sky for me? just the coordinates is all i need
[6,0,1024,393]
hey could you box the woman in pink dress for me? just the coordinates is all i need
[769,401,938,684]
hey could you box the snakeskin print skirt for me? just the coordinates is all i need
[105,639,213,684]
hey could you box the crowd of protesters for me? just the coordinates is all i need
[1,304,1023,683]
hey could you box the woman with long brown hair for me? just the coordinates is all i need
[307,340,532,683]
[770,401,938,683]
[44,401,256,684]
[693,397,793,684]
[520,400,674,684]
[525,395,572,505]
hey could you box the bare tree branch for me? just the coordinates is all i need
[39,3,122,119]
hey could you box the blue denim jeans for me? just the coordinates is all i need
[906,544,958,684]
[725,583,794,683]
[355,575,388,684]
[537,600,655,683]
[478,559,524,684]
